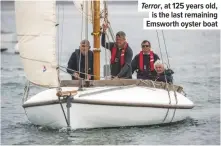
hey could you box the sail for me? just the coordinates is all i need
[14,1,59,87]
[73,0,104,23]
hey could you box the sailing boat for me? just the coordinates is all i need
[15,0,194,130]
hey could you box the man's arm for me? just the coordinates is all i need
[131,54,138,74]
[166,75,173,83]
[101,33,114,51]
[154,53,160,61]
[117,46,133,78]
[67,52,77,75]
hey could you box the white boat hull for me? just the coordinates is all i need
[25,103,191,129]
[23,86,194,129]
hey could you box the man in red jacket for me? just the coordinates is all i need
[101,24,133,79]
[131,40,160,80]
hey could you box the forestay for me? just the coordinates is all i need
[15,1,59,87]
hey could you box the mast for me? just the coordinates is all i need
[93,0,100,80]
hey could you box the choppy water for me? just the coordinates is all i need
[1,2,220,145]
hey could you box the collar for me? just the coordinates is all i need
[143,51,150,55]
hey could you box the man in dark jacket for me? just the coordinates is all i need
[101,24,133,79]
[131,40,160,80]
[67,39,94,80]
[154,60,174,83]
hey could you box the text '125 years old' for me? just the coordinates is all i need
[138,0,220,29]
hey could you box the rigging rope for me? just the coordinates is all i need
[156,30,164,65]
[161,30,171,69]
[85,1,89,80]
[103,1,115,42]
[73,1,92,23]
[156,30,168,84]
[156,30,179,122]
[73,1,105,24]
[79,1,85,76]
[57,5,60,66]
[56,4,69,127]
[102,0,120,78]
[56,4,62,87]
[91,1,94,25]
[60,4,65,66]
[103,1,109,79]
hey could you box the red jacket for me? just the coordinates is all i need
[111,43,128,67]
[139,51,155,71]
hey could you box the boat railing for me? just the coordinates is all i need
[60,79,184,93]
[78,84,137,97]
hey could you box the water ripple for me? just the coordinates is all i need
[1,67,23,71]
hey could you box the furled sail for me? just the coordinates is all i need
[14,1,59,87]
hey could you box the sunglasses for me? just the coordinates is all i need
[142,45,150,48]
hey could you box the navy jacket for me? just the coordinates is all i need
[67,49,94,80]
[155,69,174,83]
[131,53,160,80]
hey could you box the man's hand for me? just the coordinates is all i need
[73,72,79,79]
[102,23,108,32]
[87,74,91,80]
[113,76,119,80]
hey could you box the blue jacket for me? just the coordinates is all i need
[67,49,94,80]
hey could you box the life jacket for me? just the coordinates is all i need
[139,50,155,72]
[110,43,128,67]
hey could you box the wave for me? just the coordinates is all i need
[1,82,24,87]
[1,67,24,71]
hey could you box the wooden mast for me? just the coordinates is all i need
[93,0,100,80]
